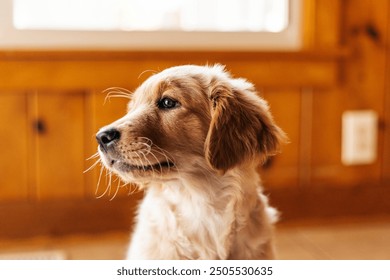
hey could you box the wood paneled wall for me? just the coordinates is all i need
[0,0,389,237]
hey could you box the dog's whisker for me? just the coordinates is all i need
[137,69,158,80]
[133,152,147,174]
[95,164,104,195]
[86,152,100,161]
[118,180,128,190]
[151,151,171,176]
[107,171,113,196]
[147,151,164,179]
[106,93,132,100]
[133,142,152,155]
[97,168,113,199]
[126,183,139,196]
[102,169,114,198]
[103,87,133,95]
[109,176,122,201]
[103,93,132,105]
[139,150,158,178]
[152,145,181,175]
[137,137,153,149]
[105,91,132,98]
[83,158,101,174]
[129,139,174,176]
[103,87,133,105]
[95,168,110,198]
[144,150,160,169]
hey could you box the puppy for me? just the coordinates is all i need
[96,64,286,259]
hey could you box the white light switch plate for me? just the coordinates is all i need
[342,110,378,165]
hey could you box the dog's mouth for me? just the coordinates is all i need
[109,158,175,173]
[98,144,175,176]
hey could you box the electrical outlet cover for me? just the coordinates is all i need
[342,110,378,165]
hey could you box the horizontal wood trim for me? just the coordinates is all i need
[270,184,390,222]
[0,194,142,239]
[1,185,389,239]
[0,50,346,90]
[0,49,349,61]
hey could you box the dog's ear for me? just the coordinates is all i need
[204,78,287,172]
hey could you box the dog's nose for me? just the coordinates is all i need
[96,129,121,149]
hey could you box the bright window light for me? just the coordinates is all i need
[1,0,301,50]
[13,0,289,33]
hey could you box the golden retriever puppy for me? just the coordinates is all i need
[96,64,286,259]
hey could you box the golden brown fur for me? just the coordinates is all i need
[96,65,286,259]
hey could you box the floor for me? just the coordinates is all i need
[0,217,389,260]
[275,217,390,260]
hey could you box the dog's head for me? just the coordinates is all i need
[96,65,286,183]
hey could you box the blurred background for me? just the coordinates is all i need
[0,0,389,259]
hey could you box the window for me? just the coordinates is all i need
[1,0,301,50]
[13,0,288,32]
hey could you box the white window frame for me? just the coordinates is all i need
[0,0,302,51]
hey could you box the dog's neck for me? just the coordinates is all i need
[145,163,262,199]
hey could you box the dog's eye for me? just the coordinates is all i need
[158,97,179,109]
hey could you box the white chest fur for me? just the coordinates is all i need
[126,169,277,260]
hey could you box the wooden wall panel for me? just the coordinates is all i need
[310,88,345,187]
[342,0,389,187]
[314,0,341,47]
[0,93,29,200]
[32,91,85,200]
[384,3,390,184]
[259,88,301,189]
[310,88,382,187]
[302,0,341,48]
[344,1,388,111]
[384,85,390,183]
